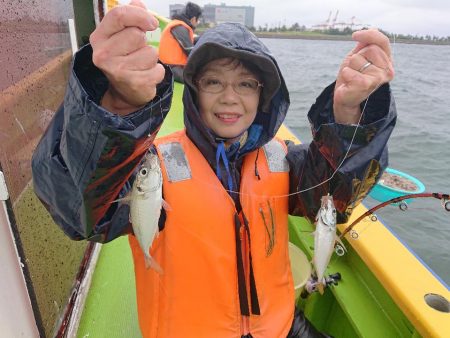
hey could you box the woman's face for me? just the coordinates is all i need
[196,58,262,143]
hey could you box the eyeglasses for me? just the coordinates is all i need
[197,76,263,95]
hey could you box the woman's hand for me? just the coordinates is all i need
[89,0,165,115]
[333,29,394,124]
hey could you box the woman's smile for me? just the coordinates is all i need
[214,112,242,124]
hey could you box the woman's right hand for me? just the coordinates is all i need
[89,0,165,115]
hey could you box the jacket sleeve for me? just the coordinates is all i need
[171,25,194,56]
[31,44,174,243]
[286,82,396,224]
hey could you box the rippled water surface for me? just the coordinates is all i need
[262,38,450,286]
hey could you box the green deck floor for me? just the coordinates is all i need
[76,83,184,338]
[76,237,141,338]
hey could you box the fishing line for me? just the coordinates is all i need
[266,32,397,198]
[192,84,381,200]
[160,33,396,201]
[283,32,397,197]
[286,89,374,196]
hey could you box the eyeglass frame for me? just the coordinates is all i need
[196,76,264,95]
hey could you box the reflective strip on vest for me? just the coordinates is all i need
[263,139,290,173]
[160,139,289,179]
[158,142,192,182]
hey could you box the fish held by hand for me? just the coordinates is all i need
[117,152,170,273]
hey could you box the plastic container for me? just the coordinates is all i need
[369,167,425,204]
[288,242,311,300]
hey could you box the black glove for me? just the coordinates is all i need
[287,307,333,338]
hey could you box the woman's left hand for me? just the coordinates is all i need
[333,28,394,124]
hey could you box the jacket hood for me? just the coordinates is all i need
[182,23,290,161]
[171,14,195,30]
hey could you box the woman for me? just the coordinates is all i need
[32,1,395,337]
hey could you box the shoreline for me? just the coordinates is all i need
[196,28,450,46]
[254,32,450,46]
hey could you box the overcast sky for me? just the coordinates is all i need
[119,0,450,37]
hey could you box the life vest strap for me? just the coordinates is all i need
[243,213,261,315]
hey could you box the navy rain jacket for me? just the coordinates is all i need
[32,23,396,244]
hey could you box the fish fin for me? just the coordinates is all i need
[162,198,172,211]
[110,194,133,204]
[145,253,164,274]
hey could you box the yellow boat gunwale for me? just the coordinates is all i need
[277,125,450,337]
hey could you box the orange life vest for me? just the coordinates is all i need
[159,20,194,66]
[129,129,294,337]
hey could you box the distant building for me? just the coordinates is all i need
[169,4,185,18]
[169,3,255,28]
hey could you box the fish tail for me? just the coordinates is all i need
[318,282,325,295]
[145,253,164,274]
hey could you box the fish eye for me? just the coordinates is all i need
[140,168,148,176]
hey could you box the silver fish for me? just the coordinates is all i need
[128,152,167,273]
[312,194,344,293]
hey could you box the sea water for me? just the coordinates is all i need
[263,38,450,286]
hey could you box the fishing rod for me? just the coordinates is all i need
[339,192,450,239]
